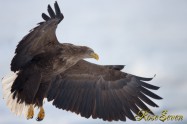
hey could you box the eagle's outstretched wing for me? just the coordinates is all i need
[11,1,64,72]
[47,60,162,121]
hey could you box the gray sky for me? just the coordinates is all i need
[0,0,187,124]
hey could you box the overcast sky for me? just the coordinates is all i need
[0,0,187,124]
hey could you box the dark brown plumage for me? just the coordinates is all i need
[2,1,162,122]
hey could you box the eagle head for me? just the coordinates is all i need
[60,43,99,61]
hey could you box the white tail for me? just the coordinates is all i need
[2,72,29,117]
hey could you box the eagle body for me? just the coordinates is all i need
[11,43,94,107]
[2,1,162,122]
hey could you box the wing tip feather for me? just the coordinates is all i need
[41,1,63,23]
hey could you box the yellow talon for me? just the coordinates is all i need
[36,107,45,121]
[27,105,34,120]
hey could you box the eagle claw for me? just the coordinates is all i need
[36,117,43,121]
[27,105,34,120]
[36,107,45,121]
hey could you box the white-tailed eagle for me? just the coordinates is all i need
[2,1,162,122]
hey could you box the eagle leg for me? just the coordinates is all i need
[36,107,45,121]
[27,105,34,120]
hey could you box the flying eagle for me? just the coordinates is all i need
[2,1,162,122]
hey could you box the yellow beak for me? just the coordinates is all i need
[90,52,99,60]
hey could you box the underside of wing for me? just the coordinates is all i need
[47,60,162,121]
[11,1,64,72]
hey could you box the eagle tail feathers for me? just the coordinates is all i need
[2,72,29,117]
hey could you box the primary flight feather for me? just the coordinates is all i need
[2,1,162,121]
